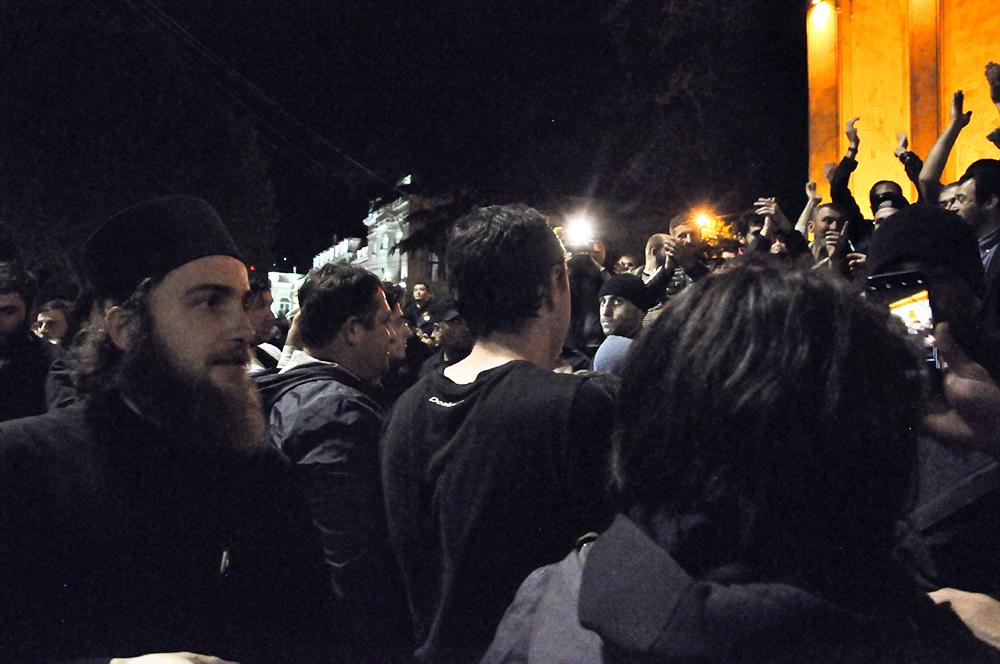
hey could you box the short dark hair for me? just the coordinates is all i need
[614,259,920,577]
[0,262,37,309]
[246,273,271,309]
[297,263,383,349]
[446,204,566,338]
[382,281,405,310]
[960,161,1000,208]
[412,281,430,290]
[736,209,765,237]
[37,299,71,315]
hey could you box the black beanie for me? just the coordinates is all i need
[82,196,241,302]
[865,203,984,295]
[598,274,652,311]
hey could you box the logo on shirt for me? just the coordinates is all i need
[428,396,464,408]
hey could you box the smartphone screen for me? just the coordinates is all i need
[865,270,941,371]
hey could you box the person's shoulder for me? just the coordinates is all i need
[0,403,96,473]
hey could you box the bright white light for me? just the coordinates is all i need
[564,212,595,247]
[810,0,832,27]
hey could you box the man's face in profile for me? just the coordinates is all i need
[0,292,28,351]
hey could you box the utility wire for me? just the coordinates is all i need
[124,0,407,197]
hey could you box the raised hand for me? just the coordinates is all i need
[923,322,1000,457]
[753,197,792,233]
[824,220,851,262]
[988,127,1000,151]
[986,62,1000,109]
[895,131,909,157]
[951,90,972,128]
[805,181,821,204]
[845,117,860,150]
[823,162,836,184]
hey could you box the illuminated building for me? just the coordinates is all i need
[808,0,1000,201]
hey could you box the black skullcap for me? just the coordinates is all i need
[82,196,241,302]
[866,203,984,295]
[598,274,652,312]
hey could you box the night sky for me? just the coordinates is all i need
[5,0,809,271]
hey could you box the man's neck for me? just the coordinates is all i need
[301,344,366,383]
[642,258,660,275]
[443,329,555,385]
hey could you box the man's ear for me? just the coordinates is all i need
[341,315,363,346]
[105,306,138,352]
[542,263,568,309]
[985,194,999,211]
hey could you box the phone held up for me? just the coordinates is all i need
[865,270,943,394]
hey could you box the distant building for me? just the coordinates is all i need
[268,271,307,317]
[309,194,441,286]
[807,0,999,201]
[312,237,364,270]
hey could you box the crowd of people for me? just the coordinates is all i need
[4,63,1000,664]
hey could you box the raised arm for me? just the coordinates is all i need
[919,90,972,202]
[895,132,924,200]
[985,62,1000,150]
[829,118,865,227]
[796,181,821,235]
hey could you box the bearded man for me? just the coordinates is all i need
[0,197,332,663]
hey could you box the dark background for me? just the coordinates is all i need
[2,0,809,289]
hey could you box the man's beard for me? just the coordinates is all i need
[0,319,29,355]
[119,326,267,456]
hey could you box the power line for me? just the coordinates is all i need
[121,0,408,198]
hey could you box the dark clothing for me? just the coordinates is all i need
[746,229,811,258]
[896,436,1000,598]
[484,514,999,663]
[0,397,332,663]
[0,333,63,422]
[254,362,411,660]
[829,155,877,252]
[405,301,435,331]
[380,361,615,663]
[980,226,1000,336]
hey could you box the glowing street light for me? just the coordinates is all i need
[563,211,596,248]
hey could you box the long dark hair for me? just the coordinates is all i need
[614,258,920,588]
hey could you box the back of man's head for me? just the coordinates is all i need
[446,204,566,338]
[866,203,984,295]
[0,262,37,309]
[297,263,383,349]
[614,259,920,575]
[645,233,668,257]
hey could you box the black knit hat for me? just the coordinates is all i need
[598,274,652,311]
[865,203,984,295]
[82,196,241,302]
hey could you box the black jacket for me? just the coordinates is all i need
[0,396,333,663]
[0,332,64,422]
[255,362,411,661]
[484,514,999,663]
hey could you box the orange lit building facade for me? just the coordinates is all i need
[808,0,1000,201]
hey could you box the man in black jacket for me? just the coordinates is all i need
[0,196,332,663]
[0,262,64,422]
[254,262,410,661]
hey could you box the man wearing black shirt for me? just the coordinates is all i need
[381,204,615,664]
